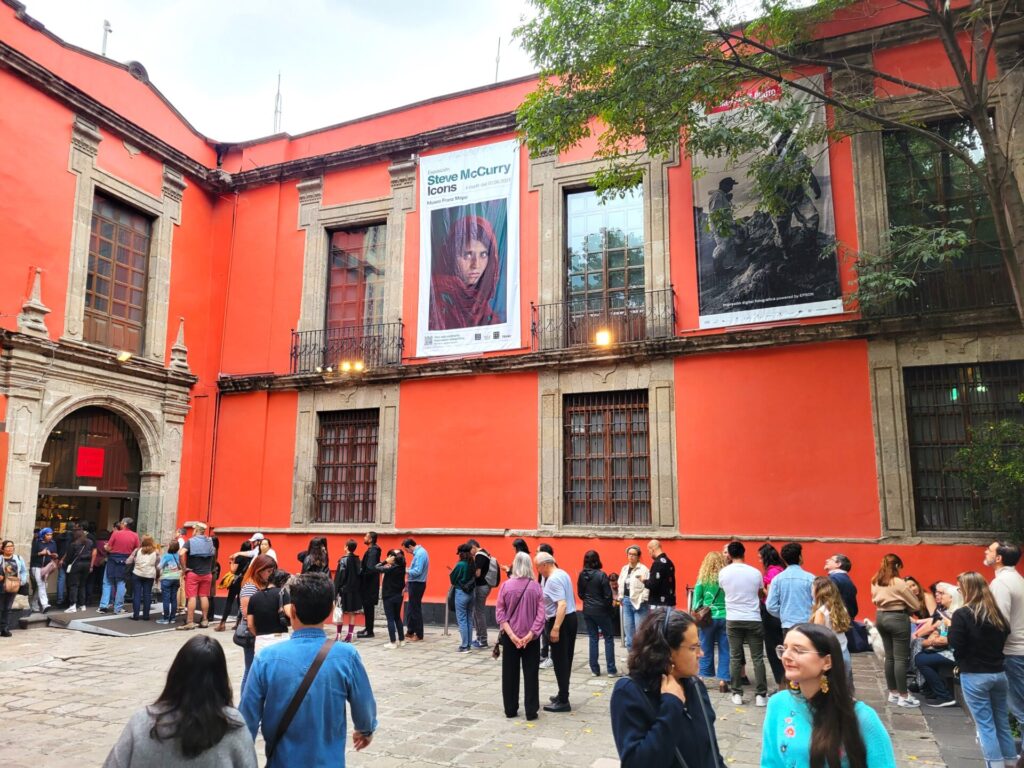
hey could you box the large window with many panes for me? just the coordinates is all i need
[563,390,650,526]
[905,361,1024,532]
[881,118,1010,313]
[564,188,645,345]
[85,195,151,353]
[313,410,379,523]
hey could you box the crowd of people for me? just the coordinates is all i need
[7,524,1024,767]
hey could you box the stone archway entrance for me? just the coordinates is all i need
[35,407,142,536]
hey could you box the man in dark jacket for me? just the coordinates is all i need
[825,553,858,619]
[645,540,676,607]
[357,531,382,638]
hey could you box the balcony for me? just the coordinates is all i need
[859,258,1015,319]
[531,288,676,352]
[290,322,404,374]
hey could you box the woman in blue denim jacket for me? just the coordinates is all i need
[1,539,29,637]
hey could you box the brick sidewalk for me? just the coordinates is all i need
[0,624,954,766]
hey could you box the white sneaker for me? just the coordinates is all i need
[897,695,920,708]
[540,658,554,669]
[887,693,900,704]
[731,693,743,705]
[396,640,404,648]
[755,695,768,707]
[386,642,399,649]
[64,605,78,613]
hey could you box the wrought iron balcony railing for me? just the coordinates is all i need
[859,259,1015,318]
[531,287,676,352]
[290,321,404,374]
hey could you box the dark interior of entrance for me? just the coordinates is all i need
[35,406,141,535]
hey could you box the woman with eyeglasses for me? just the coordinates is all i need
[761,623,896,768]
[610,608,726,768]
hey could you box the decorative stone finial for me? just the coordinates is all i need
[169,316,190,373]
[17,268,50,337]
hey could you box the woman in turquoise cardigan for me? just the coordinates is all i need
[761,623,896,768]
[693,551,729,692]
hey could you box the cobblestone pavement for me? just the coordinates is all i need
[0,623,951,767]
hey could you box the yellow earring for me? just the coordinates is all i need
[789,680,799,691]
[820,674,830,694]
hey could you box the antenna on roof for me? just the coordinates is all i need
[495,37,501,83]
[101,20,112,57]
[273,72,283,133]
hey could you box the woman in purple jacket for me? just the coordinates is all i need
[495,551,547,721]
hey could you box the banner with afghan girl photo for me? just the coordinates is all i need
[417,139,520,357]
[693,75,842,328]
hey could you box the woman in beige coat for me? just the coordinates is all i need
[617,545,650,651]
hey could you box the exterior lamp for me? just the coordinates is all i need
[116,350,133,363]
[353,360,365,372]
[594,329,612,347]
[315,366,323,373]
[340,361,352,373]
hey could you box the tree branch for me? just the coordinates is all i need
[716,27,965,108]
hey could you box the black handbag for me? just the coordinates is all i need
[233,618,254,647]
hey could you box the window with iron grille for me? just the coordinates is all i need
[564,390,650,526]
[85,194,152,353]
[904,361,1024,532]
[881,117,1010,313]
[314,410,379,523]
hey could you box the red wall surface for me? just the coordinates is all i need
[395,372,539,532]
[676,341,881,538]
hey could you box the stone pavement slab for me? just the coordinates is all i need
[0,624,965,766]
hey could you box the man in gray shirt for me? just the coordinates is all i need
[986,540,1024,720]
[536,551,577,713]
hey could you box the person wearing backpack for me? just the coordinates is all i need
[578,550,618,678]
[178,522,216,630]
[468,539,499,649]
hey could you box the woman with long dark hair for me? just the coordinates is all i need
[451,543,477,653]
[299,536,331,575]
[761,623,896,768]
[758,543,787,689]
[334,538,362,642]
[610,608,726,768]
[103,635,256,766]
[870,553,921,707]
[578,549,618,677]
[214,541,251,633]
[375,548,406,647]
[428,214,503,330]
[63,528,95,613]
[950,571,1016,767]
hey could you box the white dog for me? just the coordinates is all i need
[861,618,887,662]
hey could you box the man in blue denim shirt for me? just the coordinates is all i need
[241,574,377,767]
[766,542,815,631]
[403,538,430,641]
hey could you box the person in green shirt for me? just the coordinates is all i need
[693,551,729,692]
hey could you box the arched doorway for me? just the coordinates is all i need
[35,407,142,535]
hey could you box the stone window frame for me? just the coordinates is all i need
[291,384,400,529]
[64,116,185,364]
[867,333,1024,538]
[295,159,416,335]
[538,359,678,532]
[528,148,677,310]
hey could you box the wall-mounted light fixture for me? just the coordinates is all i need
[116,350,133,363]
[594,329,612,347]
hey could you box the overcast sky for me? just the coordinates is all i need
[22,1,537,142]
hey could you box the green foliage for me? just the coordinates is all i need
[853,222,970,312]
[956,417,1024,535]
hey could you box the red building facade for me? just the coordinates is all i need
[2,0,1023,609]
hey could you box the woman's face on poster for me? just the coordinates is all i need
[454,238,489,288]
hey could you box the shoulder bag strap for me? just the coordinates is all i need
[694,681,724,768]
[628,677,689,768]
[267,638,335,760]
